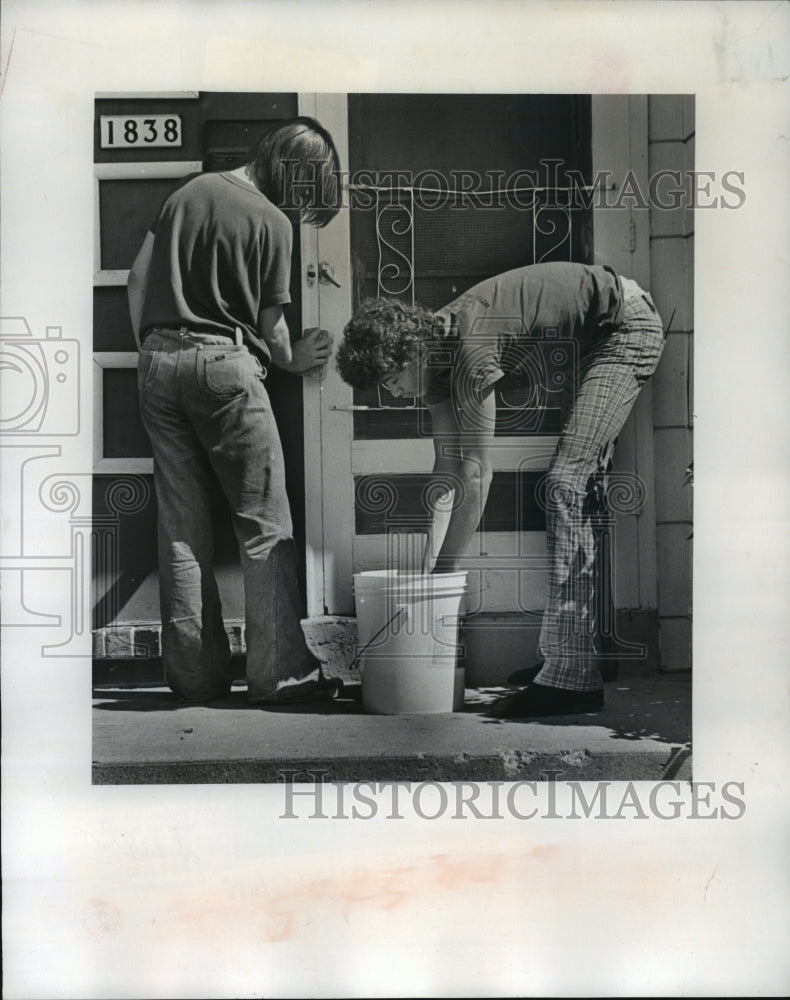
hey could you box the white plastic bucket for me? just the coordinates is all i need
[353,570,468,714]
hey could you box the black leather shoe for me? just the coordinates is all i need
[488,682,604,718]
[506,662,544,686]
[508,661,619,685]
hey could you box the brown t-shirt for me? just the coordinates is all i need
[139,172,292,364]
[422,262,624,409]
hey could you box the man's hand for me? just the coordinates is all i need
[290,328,333,377]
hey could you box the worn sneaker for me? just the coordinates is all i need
[249,677,343,707]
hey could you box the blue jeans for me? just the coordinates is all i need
[138,328,321,702]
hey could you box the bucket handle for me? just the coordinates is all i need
[347,604,407,671]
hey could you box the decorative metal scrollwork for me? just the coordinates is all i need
[376,192,415,301]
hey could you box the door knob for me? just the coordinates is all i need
[319,261,341,288]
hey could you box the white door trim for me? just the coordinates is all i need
[298,93,323,615]
[299,93,356,614]
[591,94,657,610]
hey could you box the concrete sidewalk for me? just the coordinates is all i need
[93,670,692,784]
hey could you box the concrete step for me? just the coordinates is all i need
[93,671,692,784]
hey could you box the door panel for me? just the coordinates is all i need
[348,93,592,442]
[314,94,594,615]
[92,92,309,627]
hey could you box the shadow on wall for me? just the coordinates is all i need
[92,474,245,628]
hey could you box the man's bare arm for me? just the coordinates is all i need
[427,393,496,573]
[127,232,155,348]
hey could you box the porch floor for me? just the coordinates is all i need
[92,669,692,784]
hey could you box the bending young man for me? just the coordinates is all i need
[128,117,341,705]
[336,262,665,718]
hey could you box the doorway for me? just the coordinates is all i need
[92,91,309,637]
[310,93,597,618]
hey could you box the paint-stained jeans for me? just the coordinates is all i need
[536,280,666,692]
[138,329,321,702]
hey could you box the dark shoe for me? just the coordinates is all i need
[249,677,343,707]
[506,662,544,686]
[174,686,232,705]
[508,660,619,685]
[488,682,604,718]
[344,683,363,704]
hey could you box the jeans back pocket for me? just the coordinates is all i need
[202,352,247,398]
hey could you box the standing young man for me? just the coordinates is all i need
[336,261,665,717]
[127,117,342,705]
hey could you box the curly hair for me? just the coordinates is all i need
[335,298,439,389]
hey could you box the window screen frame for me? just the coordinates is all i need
[93,160,202,286]
[93,352,152,473]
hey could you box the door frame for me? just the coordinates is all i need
[300,93,656,617]
[591,94,657,611]
[298,93,356,615]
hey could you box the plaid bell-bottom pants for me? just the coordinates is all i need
[535,280,666,692]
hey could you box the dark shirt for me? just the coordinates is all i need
[139,172,292,364]
[423,262,624,408]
